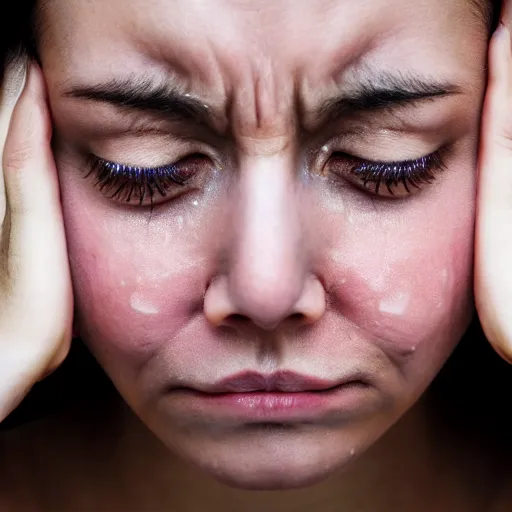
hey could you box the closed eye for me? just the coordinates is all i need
[327,149,447,197]
[85,154,210,206]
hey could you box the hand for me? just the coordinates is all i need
[475,3,512,363]
[0,60,73,421]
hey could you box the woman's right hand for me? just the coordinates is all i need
[0,60,73,422]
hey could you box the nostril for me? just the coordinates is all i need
[226,312,308,329]
[226,313,251,325]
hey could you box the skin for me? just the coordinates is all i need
[6,0,512,509]
[30,0,489,492]
[477,6,512,363]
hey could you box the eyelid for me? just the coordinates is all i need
[330,101,468,143]
[324,125,452,168]
[327,147,448,198]
[74,131,217,172]
[53,96,227,150]
[337,122,454,144]
[83,153,207,206]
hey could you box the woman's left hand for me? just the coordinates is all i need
[475,4,512,362]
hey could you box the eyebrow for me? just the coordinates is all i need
[63,71,462,129]
[468,0,493,28]
[319,71,462,121]
[63,77,215,127]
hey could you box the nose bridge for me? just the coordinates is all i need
[228,152,306,327]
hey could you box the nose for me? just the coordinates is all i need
[204,153,325,330]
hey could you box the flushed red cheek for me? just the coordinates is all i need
[74,264,200,354]
[326,225,473,361]
[59,168,223,354]
[65,218,211,366]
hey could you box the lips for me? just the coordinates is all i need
[199,370,361,393]
[169,370,372,423]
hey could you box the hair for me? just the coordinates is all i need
[0,3,510,471]
[0,1,34,79]
[471,0,501,26]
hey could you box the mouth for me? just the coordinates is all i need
[172,371,372,423]
[203,370,360,393]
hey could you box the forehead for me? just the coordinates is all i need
[39,0,487,79]
[38,0,488,137]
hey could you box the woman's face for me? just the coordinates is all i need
[40,0,488,489]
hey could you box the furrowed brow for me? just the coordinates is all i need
[319,71,462,121]
[63,76,214,126]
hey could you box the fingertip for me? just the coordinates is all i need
[3,61,53,176]
[23,61,47,102]
[16,61,50,125]
[480,21,512,151]
[489,23,511,87]
[0,58,28,164]
[0,57,28,109]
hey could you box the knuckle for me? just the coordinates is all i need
[3,142,35,174]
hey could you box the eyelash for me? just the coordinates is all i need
[332,150,446,196]
[85,147,445,205]
[85,156,196,205]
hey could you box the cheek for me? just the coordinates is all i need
[61,186,216,367]
[323,179,474,370]
[62,155,475,401]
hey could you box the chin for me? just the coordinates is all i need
[208,463,339,491]
[173,427,358,490]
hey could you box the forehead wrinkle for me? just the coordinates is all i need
[229,58,297,140]
[39,0,487,137]
[300,4,487,121]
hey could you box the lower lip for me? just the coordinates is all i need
[177,383,370,422]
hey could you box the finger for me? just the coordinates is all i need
[2,62,70,303]
[0,63,72,384]
[0,59,27,224]
[475,22,512,362]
